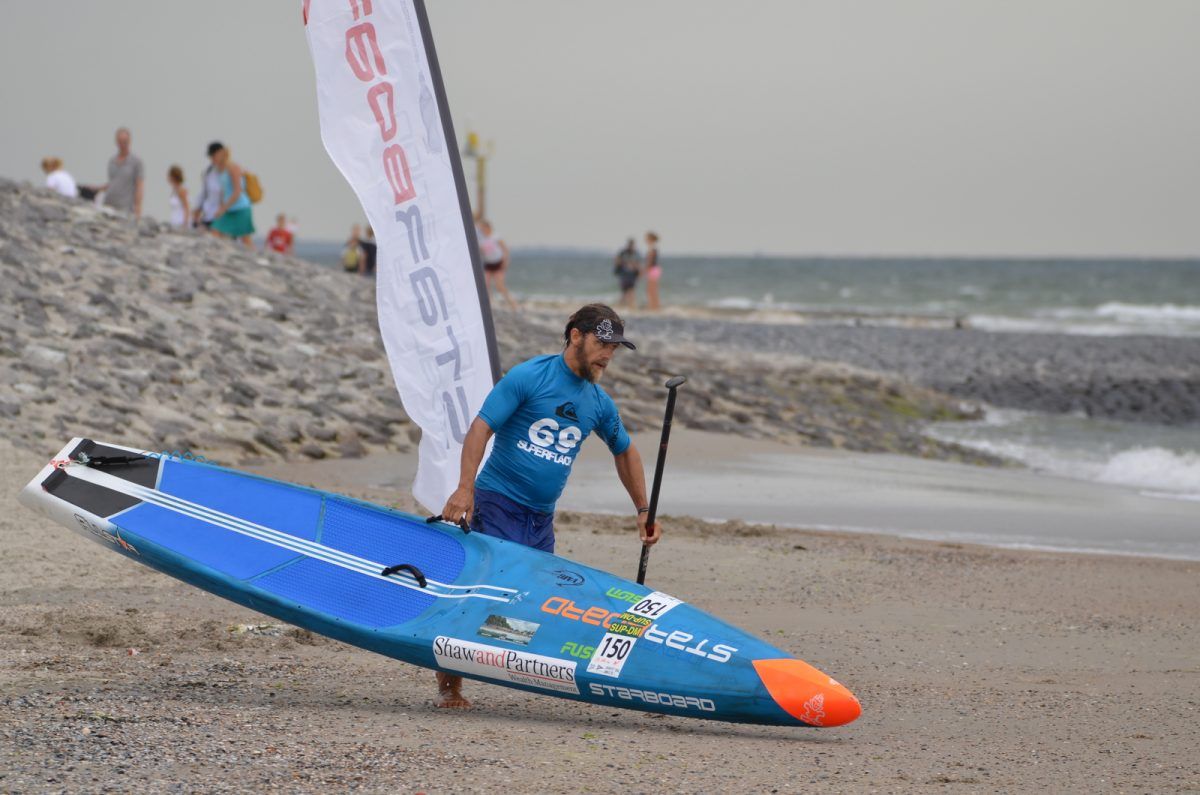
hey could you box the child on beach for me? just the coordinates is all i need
[41,157,77,198]
[167,166,189,229]
[265,213,295,255]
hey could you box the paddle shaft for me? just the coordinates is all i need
[637,377,685,584]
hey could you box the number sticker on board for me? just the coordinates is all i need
[628,591,682,620]
[586,592,685,678]
[587,633,636,678]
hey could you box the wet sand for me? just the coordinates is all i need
[3,439,1198,793]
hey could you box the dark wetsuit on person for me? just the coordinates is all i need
[358,237,377,275]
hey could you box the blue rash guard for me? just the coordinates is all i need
[474,353,631,514]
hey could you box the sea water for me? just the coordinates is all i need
[294,242,1200,525]
[294,245,1200,337]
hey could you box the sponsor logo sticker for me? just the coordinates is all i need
[560,641,595,659]
[476,615,539,646]
[588,683,716,712]
[434,637,578,694]
[549,569,585,587]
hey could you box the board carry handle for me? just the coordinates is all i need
[380,563,427,588]
[73,439,148,468]
[426,514,471,534]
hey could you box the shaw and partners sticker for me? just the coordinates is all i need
[586,591,684,678]
[434,636,578,694]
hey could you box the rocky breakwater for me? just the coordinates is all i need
[0,178,404,462]
[626,316,1200,426]
[0,178,992,465]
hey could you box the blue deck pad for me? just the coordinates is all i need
[252,556,437,628]
[116,503,302,580]
[157,461,322,543]
[321,498,466,584]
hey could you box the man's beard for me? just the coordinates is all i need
[571,341,601,383]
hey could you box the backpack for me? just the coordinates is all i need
[243,171,264,203]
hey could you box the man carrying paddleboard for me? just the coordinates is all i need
[438,303,662,708]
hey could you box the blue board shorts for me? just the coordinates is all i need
[470,488,555,553]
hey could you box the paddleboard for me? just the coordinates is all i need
[18,438,861,727]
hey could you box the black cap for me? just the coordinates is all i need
[564,304,636,350]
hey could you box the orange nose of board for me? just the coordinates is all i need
[753,658,862,727]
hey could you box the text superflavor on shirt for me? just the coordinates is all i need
[475,354,630,513]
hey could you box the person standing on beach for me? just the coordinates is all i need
[166,166,190,229]
[40,157,77,198]
[477,219,518,311]
[97,127,144,218]
[341,224,362,273]
[614,238,641,309]
[437,303,660,709]
[358,226,378,276]
[210,144,255,248]
[265,213,295,255]
[191,142,225,230]
[644,231,662,310]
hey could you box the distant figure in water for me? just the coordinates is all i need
[40,157,77,198]
[358,225,377,276]
[644,231,662,310]
[613,238,640,309]
[477,219,518,311]
[342,224,362,273]
[265,213,295,255]
[166,165,190,229]
[210,144,255,248]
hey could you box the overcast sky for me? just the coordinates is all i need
[2,1,1197,257]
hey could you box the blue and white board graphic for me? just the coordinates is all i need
[19,438,861,727]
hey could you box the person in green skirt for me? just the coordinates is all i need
[210,144,255,248]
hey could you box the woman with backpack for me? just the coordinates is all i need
[210,145,255,248]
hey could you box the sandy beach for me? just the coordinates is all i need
[4,183,1200,792]
[3,436,1199,793]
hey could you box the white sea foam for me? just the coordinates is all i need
[1094,448,1200,495]
[971,302,1200,337]
[1093,302,1200,322]
[930,420,1200,502]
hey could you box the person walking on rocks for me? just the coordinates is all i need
[644,231,662,310]
[613,238,641,309]
[98,127,144,218]
[477,219,518,311]
[437,303,661,708]
[210,144,255,247]
[167,166,190,229]
[40,157,77,198]
[192,142,225,231]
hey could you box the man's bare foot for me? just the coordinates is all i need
[435,672,471,709]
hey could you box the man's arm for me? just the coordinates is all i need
[440,417,494,524]
[614,443,660,545]
[134,178,144,219]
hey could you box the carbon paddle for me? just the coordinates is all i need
[637,375,687,584]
